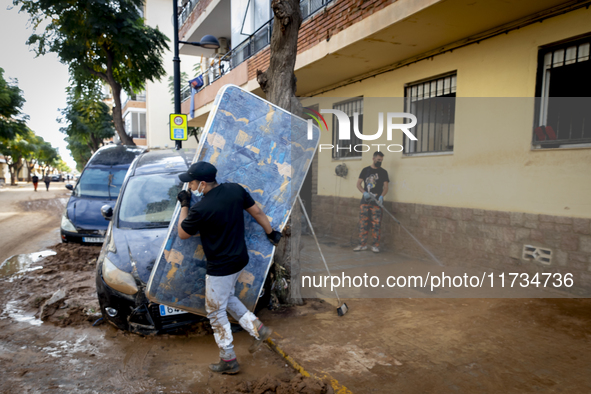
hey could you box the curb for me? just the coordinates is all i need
[266,337,353,394]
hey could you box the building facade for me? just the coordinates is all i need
[177,0,591,287]
[143,0,201,150]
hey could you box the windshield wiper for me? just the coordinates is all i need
[107,173,114,200]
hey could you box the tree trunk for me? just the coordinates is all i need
[8,165,16,186]
[257,0,304,306]
[110,83,135,146]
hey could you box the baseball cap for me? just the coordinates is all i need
[178,161,217,183]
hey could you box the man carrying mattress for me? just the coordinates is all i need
[176,161,282,375]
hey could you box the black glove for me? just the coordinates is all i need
[177,190,192,208]
[266,229,282,246]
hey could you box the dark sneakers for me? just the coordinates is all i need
[248,324,273,353]
[209,358,240,374]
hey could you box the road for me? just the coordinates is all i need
[0,184,589,393]
[0,184,302,394]
[0,183,67,264]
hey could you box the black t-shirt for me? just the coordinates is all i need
[359,166,390,205]
[181,183,256,276]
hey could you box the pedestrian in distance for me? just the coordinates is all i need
[32,174,39,192]
[354,151,389,253]
[43,175,51,191]
[176,162,282,375]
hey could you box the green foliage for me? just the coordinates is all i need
[56,158,72,173]
[0,70,63,183]
[0,129,41,184]
[65,137,93,172]
[14,0,169,144]
[60,79,115,167]
[0,67,29,140]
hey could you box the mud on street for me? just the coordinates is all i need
[0,185,590,393]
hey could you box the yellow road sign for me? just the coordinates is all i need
[170,114,188,141]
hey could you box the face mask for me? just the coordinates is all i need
[192,183,204,197]
[375,161,382,167]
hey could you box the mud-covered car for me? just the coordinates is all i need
[95,148,206,334]
[61,145,143,244]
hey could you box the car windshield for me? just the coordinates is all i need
[75,167,128,199]
[118,173,182,229]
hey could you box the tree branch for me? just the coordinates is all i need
[84,67,108,82]
[256,70,269,94]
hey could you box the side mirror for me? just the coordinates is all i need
[101,205,113,221]
[65,184,73,191]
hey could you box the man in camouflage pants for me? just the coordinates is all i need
[354,151,389,253]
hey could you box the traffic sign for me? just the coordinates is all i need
[169,114,188,141]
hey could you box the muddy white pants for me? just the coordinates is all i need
[205,270,261,360]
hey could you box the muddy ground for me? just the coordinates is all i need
[0,185,331,393]
[0,184,590,393]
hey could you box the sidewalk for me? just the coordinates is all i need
[258,236,591,393]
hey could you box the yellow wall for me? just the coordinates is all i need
[303,7,591,218]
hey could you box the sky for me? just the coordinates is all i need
[1,0,76,169]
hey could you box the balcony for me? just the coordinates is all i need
[122,93,146,108]
[179,0,231,57]
[180,0,335,103]
[183,0,580,119]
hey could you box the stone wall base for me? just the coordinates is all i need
[311,195,591,289]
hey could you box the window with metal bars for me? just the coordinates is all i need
[404,73,456,154]
[332,98,363,159]
[534,35,591,148]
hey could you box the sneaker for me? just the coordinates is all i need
[249,323,273,353]
[209,358,240,374]
[353,245,368,251]
[371,246,380,253]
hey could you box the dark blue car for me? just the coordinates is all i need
[61,145,144,244]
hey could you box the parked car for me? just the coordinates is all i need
[51,174,63,182]
[61,145,144,244]
[95,148,208,334]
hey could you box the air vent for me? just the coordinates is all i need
[522,245,552,265]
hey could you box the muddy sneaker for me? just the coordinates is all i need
[353,245,368,251]
[248,324,273,353]
[371,246,380,253]
[209,358,240,374]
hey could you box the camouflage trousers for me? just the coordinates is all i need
[359,203,382,247]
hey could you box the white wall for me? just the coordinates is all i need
[145,0,200,149]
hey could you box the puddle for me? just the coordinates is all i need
[2,300,43,326]
[0,250,56,279]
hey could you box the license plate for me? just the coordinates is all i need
[159,305,188,316]
[83,237,104,243]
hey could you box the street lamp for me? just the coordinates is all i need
[173,3,220,149]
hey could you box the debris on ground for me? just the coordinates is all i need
[1,243,102,327]
[217,373,333,394]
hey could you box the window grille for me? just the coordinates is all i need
[332,98,363,159]
[404,73,456,154]
[534,36,591,148]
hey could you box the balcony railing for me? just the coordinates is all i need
[123,93,146,107]
[182,0,334,103]
[178,0,200,27]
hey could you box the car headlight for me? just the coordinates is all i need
[102,257,138,295]
[61,214,77,233]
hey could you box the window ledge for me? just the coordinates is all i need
[331,157,363,162]
[402,151,454,158]
[531,143,591,151]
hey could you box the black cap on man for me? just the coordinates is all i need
[178,161,217,183]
